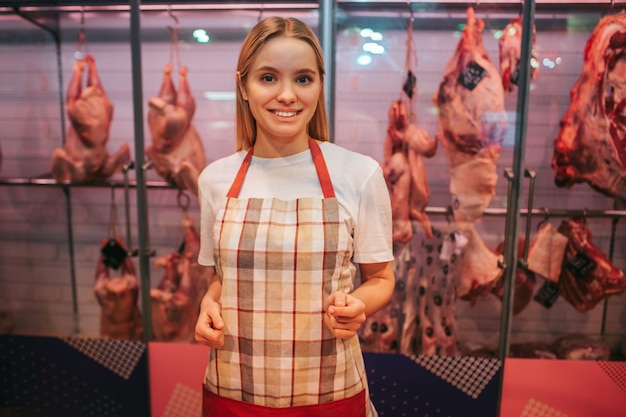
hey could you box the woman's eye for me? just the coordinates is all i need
[297,76,311,84]
[261,74,275,82]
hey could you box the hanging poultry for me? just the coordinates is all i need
[150,216,211,342]
[146,64,206,196]
[51,55,131,183]
[93,237,142,340]
[382,99,437,241]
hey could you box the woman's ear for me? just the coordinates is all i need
[236,71,248,101]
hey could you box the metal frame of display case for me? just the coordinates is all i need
[0,2,625,416]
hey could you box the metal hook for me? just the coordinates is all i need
[258,3,265,22]
[177,189,190,212]
[168,4,179,27]
[536,207,549,231]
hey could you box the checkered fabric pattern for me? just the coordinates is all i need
[208,195,367,409]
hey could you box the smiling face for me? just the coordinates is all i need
[238,35,322,156]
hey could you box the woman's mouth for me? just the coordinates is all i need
[272,110,298,117]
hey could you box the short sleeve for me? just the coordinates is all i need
[352,165,394,264]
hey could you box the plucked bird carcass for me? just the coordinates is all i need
[147,64,206,196]
[382,99,438,241]
[433,7,508,230]
[150,217,211,342]
[552,12,626,201]
[93,237,142,340]
[498,16,539,93]
[51,55,131,183]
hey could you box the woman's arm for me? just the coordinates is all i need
[324,261,395,339]
[194,266,225,348]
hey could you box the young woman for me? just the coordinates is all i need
[194,16,395,417]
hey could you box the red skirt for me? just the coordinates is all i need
[202,385,366,417]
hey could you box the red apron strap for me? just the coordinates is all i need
[226,147,254,198]
[225,139,336,199]
[308,138,335,198]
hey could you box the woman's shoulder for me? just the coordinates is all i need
[319,141,381,172]
[199,151,246,180]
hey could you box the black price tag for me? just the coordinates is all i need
[458,61,486,91]
[101,238,128,270]
[403,70,417,99]
[533,280,561,308]
[565,251,597,281]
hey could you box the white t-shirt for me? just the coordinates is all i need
[197,141,393,267]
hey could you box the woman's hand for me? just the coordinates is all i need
[194,295,225,349]
[324,291,366,339]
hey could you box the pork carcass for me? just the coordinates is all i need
[382,100,437,239]
[147,64,206,196]
[433,7,508,230]
[51,55,131,183]
[552,12,626,201]
[93,238,142,340]
[498,16,539,93]
[491,237,537,316]
[557,218,626,313]
[455,224,504,304]
[150,217,210,342]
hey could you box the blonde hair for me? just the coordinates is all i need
[235,16,329,150]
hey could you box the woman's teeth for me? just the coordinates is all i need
[274,111,297,117]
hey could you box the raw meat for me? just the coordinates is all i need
[147,64,206,196]
[557,218,626,313]
[551,333,611,360]
[382,99,438,240]
[51,55,131,183]
[383,151,413,244]
[433,7,508,229]
[93,237,142,340]
[552,12,626,201]
[498,16,539,93]
[150,217,211,342]
[526,221,569,283]
[491,237,537,316]
[509,342,557,359]
[455,224,503,304]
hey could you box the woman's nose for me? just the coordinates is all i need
[277,81,297,103]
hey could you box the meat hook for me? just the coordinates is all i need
[177,189,190,212]
[536,207,550,231]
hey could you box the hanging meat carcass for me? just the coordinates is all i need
[455,224,503,304]
[498,16,539,93]
[433,7,508,230]
[552,12,626,201]
[51,55,131,183]
[491,237,537,316]
[150,217,211,342]
[382,100,438,241]
[93,237,142,340]
[557,217,626,313]
[147,64,206,196]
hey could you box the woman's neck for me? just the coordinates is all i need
[252,134,310,158]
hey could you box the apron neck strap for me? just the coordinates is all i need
[226,138,335,199]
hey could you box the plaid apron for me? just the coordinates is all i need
[203,139,373,416]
